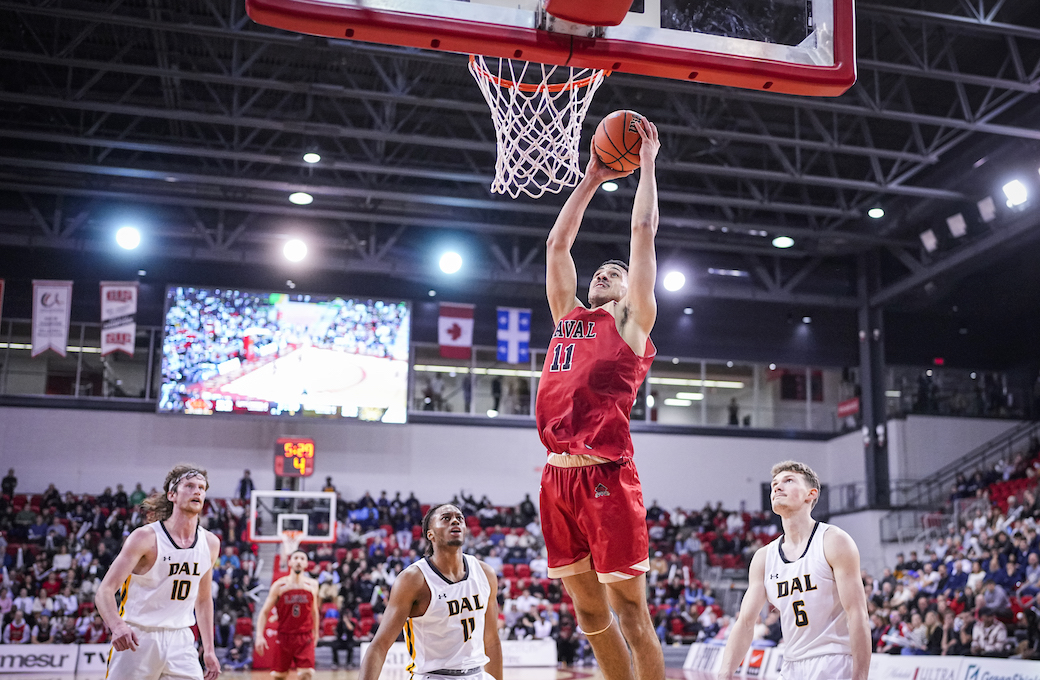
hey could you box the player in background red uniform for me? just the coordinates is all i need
[536,117,663,680]
[255,551,320,680]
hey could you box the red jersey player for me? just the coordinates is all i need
[255,551,320,680]
[536,116,664,680]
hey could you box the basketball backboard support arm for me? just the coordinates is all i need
[246,0,856,96]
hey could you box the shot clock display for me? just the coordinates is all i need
[275,437,315,477]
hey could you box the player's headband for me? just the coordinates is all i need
[169,469,207,492]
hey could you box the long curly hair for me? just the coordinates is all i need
[141,464,209,522]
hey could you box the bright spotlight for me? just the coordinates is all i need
[115,226,141,250]
[802,316,812,324]
[662,271,685,292]
[646,394,655,408]
[772,236,794,249]
[283,239,307,262]
[1003,180,1028,207]
[289,192,313,205]
[303,153,321,164]
[440,251,463,274]
[867,207,885,219]
[601,181,619,192]
[486,409,499,418]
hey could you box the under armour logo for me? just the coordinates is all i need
[438,593,449,600]
[163,556,173,562]
[595,484,609,498]
[769,573,780,580]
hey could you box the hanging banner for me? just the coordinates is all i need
[100,281,139,356]
[31,280,73,358]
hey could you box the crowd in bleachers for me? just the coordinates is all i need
[856,441,1040,660]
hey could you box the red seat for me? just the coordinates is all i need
[502,564,515,578]
[516,564,531,578]
[335,548,348,563]
[670,619,685,635]
[321,618,338,636]
[321,602,338,615]
[356,618,374,638]
[235,617,253,636]
[318,561,331,573]
[358,603,373,619]
[412,525,423,539]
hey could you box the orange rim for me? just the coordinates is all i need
[469,55,609,93]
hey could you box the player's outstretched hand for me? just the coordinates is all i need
[110,622,139,652]
[635,117,660,167]
[203,650,221,680]
[584,139,635,185]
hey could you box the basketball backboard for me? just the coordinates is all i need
[247,0,855,96]
[248,489,337,544]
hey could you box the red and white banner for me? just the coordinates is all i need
[31,280,73,358]
[837,396,860,418]
[100,281,138,356]
[438,302,474,359]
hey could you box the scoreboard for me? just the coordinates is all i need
[274,437,315,477]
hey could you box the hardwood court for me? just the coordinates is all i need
[0,666,710,680]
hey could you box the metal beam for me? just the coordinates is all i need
[871,209,1040,306]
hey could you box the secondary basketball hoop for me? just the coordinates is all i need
[468,55,607,199]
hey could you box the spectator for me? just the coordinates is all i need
[972,607,1009,657]
[1,468,16,497]
[223,634,252,671]
[235,470,255,501]
[945,621,973,656]
[3,610,30,644]
[31,613,54,644]
[129,482,147,507]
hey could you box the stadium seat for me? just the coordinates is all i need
[321,618,338,637]
[322,602,338,616]
[412,525,423,539]
[235,617,253,637]
[516,564,531,578]
[501,564,515,578]
[335,548,348,563]
[358,603,373,619]
[356,619,374,638]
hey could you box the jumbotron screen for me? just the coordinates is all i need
[159,286,410,423]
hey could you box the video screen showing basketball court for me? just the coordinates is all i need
[158,287,411,423]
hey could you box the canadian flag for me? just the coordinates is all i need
[438,303,474,359]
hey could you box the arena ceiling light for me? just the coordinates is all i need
[946,213,968,238]
[867,207,885,219]
[439,251,463,274]
[115,226,141,250]
[289,192,313,205]
[303,153,321,164]
[283,239,308,262]
[977,196,997,223]
[601,181,619,192]
[675,392,705,401]
[919,229,938,253]
[771,236,794,249]
[662,271,685,291]
[1003,180,1028,207]
[663,398,692,407]
[802,316,812,324]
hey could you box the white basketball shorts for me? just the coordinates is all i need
[778,653,853,680]
[106,625,203,680]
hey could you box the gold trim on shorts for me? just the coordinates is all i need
[546,453,611,467]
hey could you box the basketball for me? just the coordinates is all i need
[593,110,645,172]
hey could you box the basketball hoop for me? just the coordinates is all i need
[280,529,304,559]
[469,55,608,199]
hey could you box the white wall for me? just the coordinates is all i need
[886,415,1021,482]
[0,406,827,511]
[0,407,1023,515]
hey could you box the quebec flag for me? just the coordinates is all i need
[496,307,531,364]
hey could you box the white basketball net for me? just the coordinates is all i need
[469,56,607,199]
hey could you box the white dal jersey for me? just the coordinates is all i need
[405,555,491,675]
[763,522,851,662]
[119,522,213,629]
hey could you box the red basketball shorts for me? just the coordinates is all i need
[539,458,650,583]
[274,631,315,672]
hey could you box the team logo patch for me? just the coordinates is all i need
[595,483,610,498]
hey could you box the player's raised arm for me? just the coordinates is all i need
[195,532,221,680]
[622,118,660,337]
[358,566,427,680]
[718,548,768,680]
[826,528,871,680]
[94,527,153,652]
[254,579,283,654]
[480,562,503,680]
[546,145,632,325]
